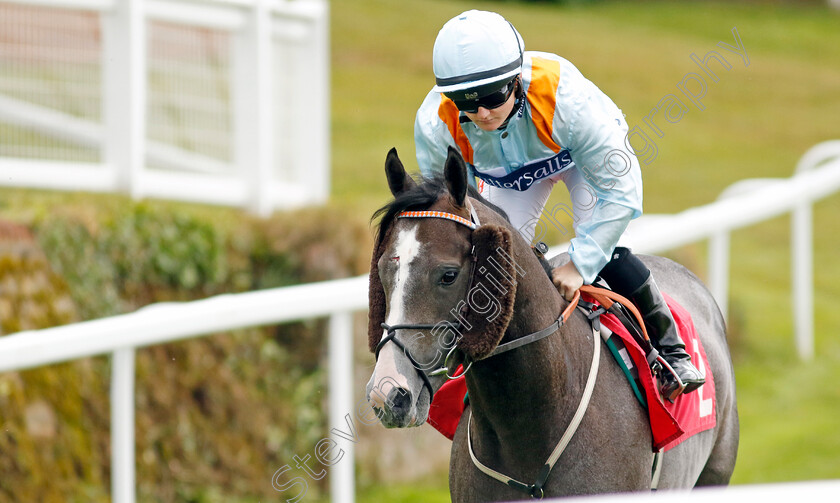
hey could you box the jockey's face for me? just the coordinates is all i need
[463,91,516,132]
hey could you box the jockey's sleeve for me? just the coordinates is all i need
[414,92,479,190]
[569,201,636,284]
[415,92,452,179]
[562,81,643,284]
[415,121,445,180]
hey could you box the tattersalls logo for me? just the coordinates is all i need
[473,149,574,192]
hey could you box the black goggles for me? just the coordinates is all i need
[445,78,517,114]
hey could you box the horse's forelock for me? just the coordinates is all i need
[372,175,509,244]
[368,175,511,354]
[372,177,441,245]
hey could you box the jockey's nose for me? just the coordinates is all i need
[387,387,412,415]
[474,106,491,118]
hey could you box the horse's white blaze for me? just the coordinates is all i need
[384,224,422,326]
[369,339,411,409]
[369,224,422,413]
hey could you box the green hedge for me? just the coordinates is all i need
[0,195,372,503]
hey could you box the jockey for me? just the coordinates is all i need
[414,10,704,399]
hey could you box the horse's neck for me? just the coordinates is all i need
[497,217,564,347]
[464,228,591,441]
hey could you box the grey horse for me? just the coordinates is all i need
[365,147,739,500]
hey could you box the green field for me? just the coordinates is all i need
[331,0,840,499]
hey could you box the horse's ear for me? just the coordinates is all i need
[444,146,468,207]
[368,225,393,353]
[457,224,518,360]
[385,147,417,196]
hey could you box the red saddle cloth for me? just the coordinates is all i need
[427,293,716,451]
[427,371,468,441]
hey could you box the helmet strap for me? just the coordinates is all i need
[498,76,524,130]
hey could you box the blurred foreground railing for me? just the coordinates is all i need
[0,142,838,501]
[546,480,840,502]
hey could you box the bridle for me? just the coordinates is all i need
[373,204,580,403]
[375,320,463,401]
[374,204,600,499]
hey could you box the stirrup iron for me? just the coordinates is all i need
[656,355,686,403]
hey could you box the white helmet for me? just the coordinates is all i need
[432,10,525,94]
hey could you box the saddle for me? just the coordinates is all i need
[428,281,717,452]
[577,283,679,402]
[577,284,717,451]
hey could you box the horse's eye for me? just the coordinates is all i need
[441,270,459,286]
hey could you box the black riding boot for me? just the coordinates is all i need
[630,274,705,400]
[599,247,705,401]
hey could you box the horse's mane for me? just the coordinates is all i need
[371,174,509,244]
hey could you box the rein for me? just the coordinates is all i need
[485,289,579,358]
[377,289,581,401]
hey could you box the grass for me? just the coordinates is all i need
[330,0,840,497]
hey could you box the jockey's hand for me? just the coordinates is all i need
[551,261,583,301]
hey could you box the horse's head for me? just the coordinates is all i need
[365,147,519,428]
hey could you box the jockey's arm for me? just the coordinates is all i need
[554,82,643,289]
[553,201,634,300]
[568,201,636,283]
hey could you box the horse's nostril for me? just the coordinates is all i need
[387,387,412,413]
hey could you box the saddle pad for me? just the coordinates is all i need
[428,294,716,451]
[595,292,717,451]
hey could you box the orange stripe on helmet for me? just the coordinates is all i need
[526,57,562,153]
[438,97,475,165]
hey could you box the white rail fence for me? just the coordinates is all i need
[617,140,840,360]
[0,0,329,215]
[549,480,840,502]
[0,142,838,501]
[0,275,368,503]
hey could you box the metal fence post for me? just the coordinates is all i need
[329,312,355,503]
[789,143,840,361]
[305,1,330,204]
[792,202,814,360]
[111,347,137,503]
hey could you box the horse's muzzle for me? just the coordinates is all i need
[368,386,423,428]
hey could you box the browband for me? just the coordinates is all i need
[396,202,481,230]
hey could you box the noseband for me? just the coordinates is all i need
[374,205,580,404]
[375,321,463,401]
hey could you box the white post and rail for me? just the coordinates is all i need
[0,0,329,214]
